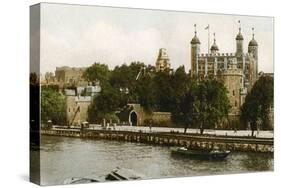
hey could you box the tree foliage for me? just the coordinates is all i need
[135,73,155,112]
[85,62,230,133]
[191,80,230,134]
[88,84,127,123]
[83,63,111,86]
[41,86,66,125]
[241,75,274,133]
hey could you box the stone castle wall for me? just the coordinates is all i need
[218,63,244,116]
[65,88,93,126]
[127,104,172,127]
[55,66,88,87]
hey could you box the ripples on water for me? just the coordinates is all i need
[40,135,273,185]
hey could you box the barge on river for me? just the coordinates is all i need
[171,147,230,160]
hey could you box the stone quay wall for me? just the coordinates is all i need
[41,129,273,153]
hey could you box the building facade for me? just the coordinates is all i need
[55,66,88,87]
[65,85,101,126]
[41,66,88,88]
[127,104,172,127]
[190,25,259,119]
[155,48,171,72]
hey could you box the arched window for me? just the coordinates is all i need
[233,90,235,96]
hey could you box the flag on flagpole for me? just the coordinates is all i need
[205,24,210,53]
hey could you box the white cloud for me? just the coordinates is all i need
[41,21,166,72]
[40,4,274,74]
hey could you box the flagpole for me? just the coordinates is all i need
[207,24,210,54]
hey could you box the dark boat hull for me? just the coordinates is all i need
[63,168,145,184]
[171,147,230,160]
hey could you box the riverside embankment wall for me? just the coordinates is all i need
[41,129,273,153]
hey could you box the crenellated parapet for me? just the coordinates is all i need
[197,52,237,58]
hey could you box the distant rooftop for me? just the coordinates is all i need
[56,66,87,71]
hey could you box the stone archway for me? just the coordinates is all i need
[129,111,138,126]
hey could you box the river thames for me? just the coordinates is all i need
[40,135,273,185]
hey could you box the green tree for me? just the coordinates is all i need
[41,86,66,125]
[241,75,274,135]
[88,85,125,123]
[110,62,145,89]
[110,61,147,103]
[171,66,189,97]
[171,72,197,132]
[191,80,230,134]
[86,61,150,123]
[152,69,174,111]
[135,74,156,112]
[83,63,111,86]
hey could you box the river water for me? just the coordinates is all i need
[40,135,273,185]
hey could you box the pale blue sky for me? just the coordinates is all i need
[39,3,274,74]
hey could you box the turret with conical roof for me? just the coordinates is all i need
[190,24,201,77]
[236,29,244,40]
[211,33,219,54]
[248,27,259,88]
[248,28,258,58]
[248,28,258,47]
[236,20,244,56]
[191,33,201,44]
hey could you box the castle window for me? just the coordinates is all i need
[235,101,237,107]
[69,108,70,112]
[233,90,235,96]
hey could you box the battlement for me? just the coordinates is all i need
[56,66,86,71]
[197,52,237,58]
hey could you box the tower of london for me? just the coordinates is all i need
[190,24,259,119]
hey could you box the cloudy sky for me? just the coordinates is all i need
[38,3,274,74]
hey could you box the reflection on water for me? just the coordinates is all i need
[40,135,273,185]
[240,153,273,171]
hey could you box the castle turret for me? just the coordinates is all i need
[235,21,244,56]
[190,24,200,77]
[248,27,259,86]
[210,33,219,54]
[218,58,244,117]
[248,28,258,60]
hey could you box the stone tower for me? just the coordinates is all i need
[248,28,259,87]
[155,48,171,72]
[65,89,77,126]
[190,24,201,77]
[218,58,244,116]
[235,24,244,57]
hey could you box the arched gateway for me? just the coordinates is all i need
[129,111,138,126]
[126,104,171,127]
